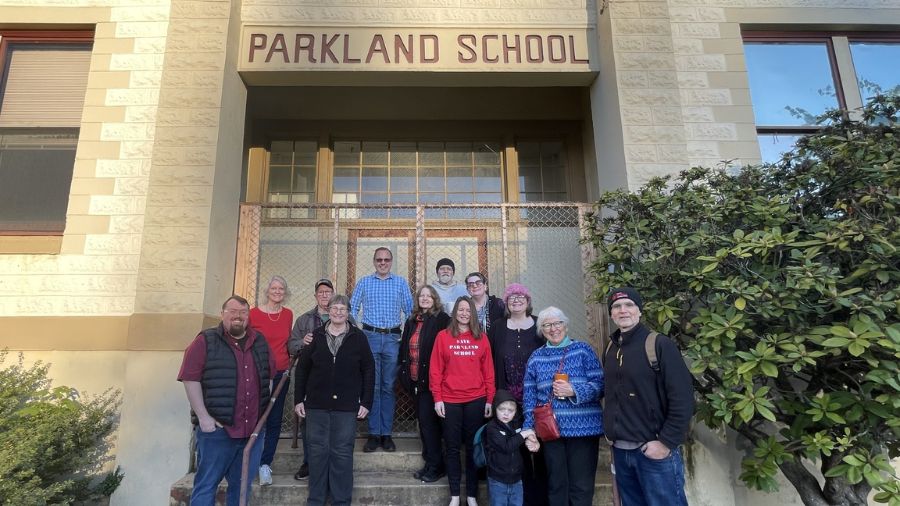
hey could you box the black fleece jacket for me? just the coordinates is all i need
[398,310,451,395]
[294,323,375,412]
[603,323,694,449]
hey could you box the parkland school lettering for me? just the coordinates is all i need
[241,27,595,72]
[450,338,479,357]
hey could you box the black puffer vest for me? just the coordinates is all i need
[192,323,271,426]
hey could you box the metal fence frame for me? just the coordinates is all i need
[234,202,610,436]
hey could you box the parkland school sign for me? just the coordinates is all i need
[240,27,596,72]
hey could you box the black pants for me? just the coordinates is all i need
[522,441,550,506]
[542,435,600,506]
[306,409,357,506]
[416,387,444,473]
[442,397,485,497]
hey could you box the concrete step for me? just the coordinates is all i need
[170,471,614,505]
[269,437,612,475]
[270,437,424,473]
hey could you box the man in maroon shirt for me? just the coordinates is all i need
[178,295,276,506]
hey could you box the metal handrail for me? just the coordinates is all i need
[238,353,299,506]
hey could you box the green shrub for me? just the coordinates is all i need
[585,95,899,506]
[0,351,124,505]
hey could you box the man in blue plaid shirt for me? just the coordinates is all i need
[350,247,413,453]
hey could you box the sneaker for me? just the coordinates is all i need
[293,463,309,481]
[364,435,380,453]
[258,464,273,486]
[381,436,396,452]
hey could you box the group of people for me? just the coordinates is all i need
[178,247,695,506]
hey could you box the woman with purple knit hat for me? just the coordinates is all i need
[487,283,549,506]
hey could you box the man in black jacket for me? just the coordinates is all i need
[603,287,693,506]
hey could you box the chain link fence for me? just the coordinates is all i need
[234,202,605,437]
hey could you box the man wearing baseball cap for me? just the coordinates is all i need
[289,278,335,480]
[431,258,468,314]
[603,287,694,506]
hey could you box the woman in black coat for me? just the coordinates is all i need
[398,284,451,482]
[294,294,375,506]
[487,283,549,506]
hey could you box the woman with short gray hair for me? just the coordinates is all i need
[294,294,375,506]
[522,307,604,506]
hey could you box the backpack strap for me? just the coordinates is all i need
[645,332,660,372]
[645,331,668,420]
[602,339,613,367]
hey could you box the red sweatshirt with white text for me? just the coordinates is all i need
[429,328,496,404]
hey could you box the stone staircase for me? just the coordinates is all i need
[170,437,613,505]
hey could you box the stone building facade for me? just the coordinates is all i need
[0,0,896,504]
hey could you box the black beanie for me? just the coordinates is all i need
[492,389,518,412]
[607,287,643,314]
[436,258,455,273]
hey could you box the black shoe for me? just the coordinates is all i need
[293,463,309,480]
[420,469,446,483]
[364,435,380,452]
[413,466,427,479]
[381,435,396,452]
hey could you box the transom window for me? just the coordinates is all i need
[267,140,317,218]
[517,141,569,202]
[257,136,575,216]
[332,140,502,218]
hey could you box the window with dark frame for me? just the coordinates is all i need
[330,140,503,219]
[0,31,93,235]
[742,32,899,164]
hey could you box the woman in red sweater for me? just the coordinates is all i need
[248,275,295,486]
[430,296,496,506]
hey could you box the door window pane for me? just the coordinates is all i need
[744,42,839,126]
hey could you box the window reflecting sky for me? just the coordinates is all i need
[744,42,839,126]
[849,42,900,103]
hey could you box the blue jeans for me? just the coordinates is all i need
[261,371,289,466]
[364,329,400,435]
[613,446,688,506]
[191,426,265,506]
[306,409,358,506]
[488,478,523,506]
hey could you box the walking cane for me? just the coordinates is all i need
[238,352,301,506]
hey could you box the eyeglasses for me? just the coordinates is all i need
[508,295,527,302]
[329,306,349,313]
[375,258,392,263]
[224,309,249,316]
[466,280,484,288]
[540,321,565,330]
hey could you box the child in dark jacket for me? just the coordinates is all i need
[485,389,539,506]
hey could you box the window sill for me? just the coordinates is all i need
[0,235,63,254]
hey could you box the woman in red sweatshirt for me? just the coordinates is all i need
[430,296,496,506]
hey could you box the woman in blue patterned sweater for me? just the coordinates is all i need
[522,306,604,506]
